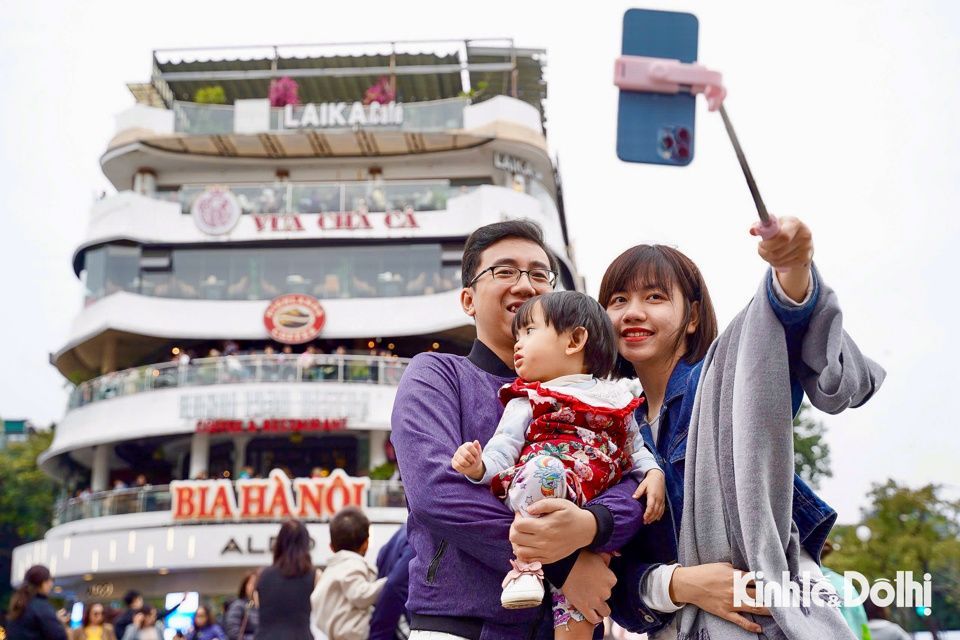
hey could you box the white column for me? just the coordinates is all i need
[91,444,111,492]
[233,435,251,477]
[189,432,210,479]
[368,430,388,470]
[133,169,157,196]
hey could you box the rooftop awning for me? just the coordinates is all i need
[144,40,547,126]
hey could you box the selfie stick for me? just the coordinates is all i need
[614,55,780,239]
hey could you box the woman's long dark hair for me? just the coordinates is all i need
[81,601,105,628]
[7,565,50,621]
[272,519,313,578]
[194,604,213,629]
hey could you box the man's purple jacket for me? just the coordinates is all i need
[391,341,646,640]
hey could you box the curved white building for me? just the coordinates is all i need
[12,40,580,607]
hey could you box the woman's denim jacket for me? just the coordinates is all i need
[608,271,837,635]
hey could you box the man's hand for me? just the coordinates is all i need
[451,440,485,481]
[132,612,145,628]
[509,499,596,564]
[556,551,616,625]
[669,562,771,634]
[751,215,813,303]
[633,469,666,524]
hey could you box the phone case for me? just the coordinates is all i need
[617,9,700,166]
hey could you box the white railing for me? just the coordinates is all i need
[69,353,410,410]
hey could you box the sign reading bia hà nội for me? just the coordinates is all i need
[171,469,369,521]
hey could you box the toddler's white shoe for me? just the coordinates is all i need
[501,560,544,609]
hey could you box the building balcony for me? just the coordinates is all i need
[52,479,406,527]
[68,353,409,411]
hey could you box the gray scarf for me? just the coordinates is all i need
[678,267,885,640]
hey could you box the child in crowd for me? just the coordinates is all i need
[310,507,387,640]
[452,291,666,639]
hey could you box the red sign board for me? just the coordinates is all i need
[171,469,369,521]
[263,294,326,344]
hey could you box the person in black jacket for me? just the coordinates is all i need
[4,564,69,640]
[368,523,415,640]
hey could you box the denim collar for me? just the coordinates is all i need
[663,357,700,405]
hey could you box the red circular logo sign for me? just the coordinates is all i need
[191,187,242,235]
[263,295,326,344]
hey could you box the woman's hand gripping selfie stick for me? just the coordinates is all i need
[614,55,786,269]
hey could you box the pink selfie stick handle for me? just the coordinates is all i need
[754,215,790,273]
[614,55,727,111]
[756,215,779,241]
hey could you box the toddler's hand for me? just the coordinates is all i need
[633,469,666,524]
[451,440,485,481]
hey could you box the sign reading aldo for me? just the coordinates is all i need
[171,469,369,521]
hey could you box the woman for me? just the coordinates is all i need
[225,572,259,640]
[511,218,855,635]
[253,520,320,640]
[119,606,164,640]
[4,564,69,640]
[69,603,117,640]
[185,606,226,640]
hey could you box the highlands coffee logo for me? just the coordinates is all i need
[263,294,326,344]
[191,187,242,235]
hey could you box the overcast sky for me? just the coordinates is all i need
[1,0,957,523]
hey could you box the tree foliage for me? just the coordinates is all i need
[793,400,832,489]
[0,431,57,539]
[827,480,960,635]
[0,430,58,616]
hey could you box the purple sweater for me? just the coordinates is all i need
[391,341,645,640]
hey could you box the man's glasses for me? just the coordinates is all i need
[468,265,558,289]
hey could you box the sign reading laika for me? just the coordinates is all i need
[263,294,326,344]
[171,469,369,521]
[283,102,403,129]
[191,187,242,235]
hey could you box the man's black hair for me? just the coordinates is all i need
[123,590,141,607]
[329,506,370,553]
[512,291,619,379]
[461,219,560,288]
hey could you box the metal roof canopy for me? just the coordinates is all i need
[148,39,547,125]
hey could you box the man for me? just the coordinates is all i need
[115,590,186,639]
[392,220,645,640]
[114,590,144,639]
[369,523,416,640]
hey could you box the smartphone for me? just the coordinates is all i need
[616,9,700,166]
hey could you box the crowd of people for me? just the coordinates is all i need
[5,515,413,640]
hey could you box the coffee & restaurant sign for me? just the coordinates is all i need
[171,469,369,521]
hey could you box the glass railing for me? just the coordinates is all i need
[155,179,475,215]
[52,480,406,525]
[172,97,466,136]
[68,353,411,410]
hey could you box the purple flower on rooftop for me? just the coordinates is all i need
[269,77,301,107]
[363,76,396,105]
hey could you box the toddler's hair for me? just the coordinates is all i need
[329,506,370,553]
[512,291,618,379]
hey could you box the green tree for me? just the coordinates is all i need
[0,430,59,612]
[828,480,960,637]
[793,400,832,489]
